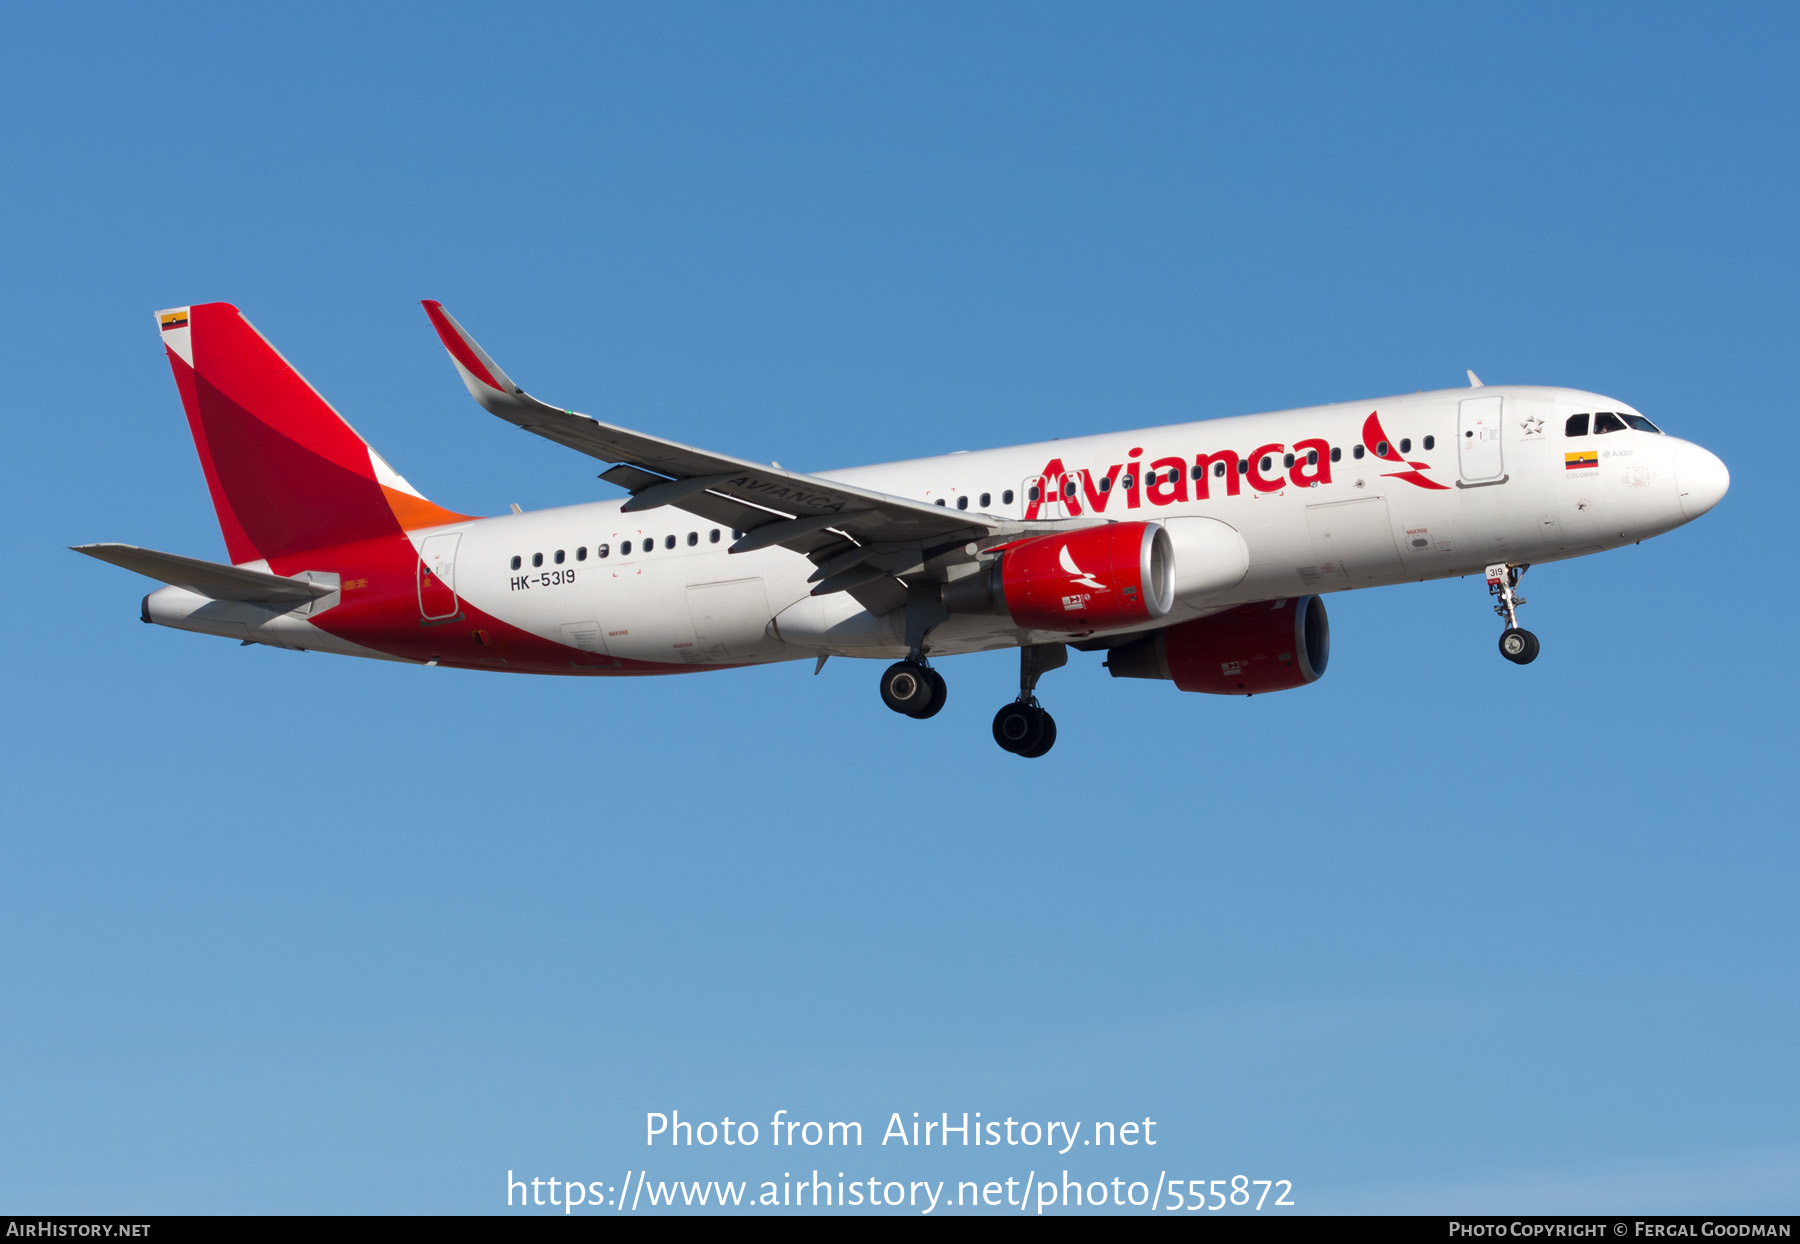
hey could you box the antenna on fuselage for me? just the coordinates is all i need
[1466,370,1484,388]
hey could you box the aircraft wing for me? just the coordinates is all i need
[423,302,1014,612]
[72,544,336,603]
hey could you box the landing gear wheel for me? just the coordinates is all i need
[1019,711,1056,758]
[914,668,948,719]
[1499,627,1540,665]
[879,661,937,716]
[992,702,1047,755]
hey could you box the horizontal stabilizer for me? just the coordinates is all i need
[72,544,335,603]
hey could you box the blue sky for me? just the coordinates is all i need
[2,2,1794,1214]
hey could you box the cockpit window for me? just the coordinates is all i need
[1565,413,1590,437]
[1621,414,1662,434]
[1594,412,1627,435]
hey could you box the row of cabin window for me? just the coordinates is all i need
[1022,438,1436,499]
[509,528,738,570]
[932,490,1017,510]
[1566,412,1662,437]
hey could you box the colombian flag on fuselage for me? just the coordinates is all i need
[1565,450,1598,470]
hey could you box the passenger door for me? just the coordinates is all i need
[1458,396,1506,484]
[417,532,461,621]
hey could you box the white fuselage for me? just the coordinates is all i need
[148,384,1728,668]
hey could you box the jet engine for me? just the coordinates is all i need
[944,521,1174,632]
[1105,595,1330,694]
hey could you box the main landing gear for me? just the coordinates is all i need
[1487,562,1540,666]
[992,643,1065,759]
[879,659,947,718]
[874,617,1065,756]
[879,590,952,719]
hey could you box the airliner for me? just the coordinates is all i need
[76,302,1730,757]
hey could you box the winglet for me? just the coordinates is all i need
[421,300,525,411]
[1466,369,1484,388]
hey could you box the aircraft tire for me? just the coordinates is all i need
[1019,711,1057,758]
[880,661,936,716]
[992,702,1045,754]
[1499,628,1540,665]
[912,668,948,719]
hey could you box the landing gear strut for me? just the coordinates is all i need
[993,643,1065,758]
[879,588,952,719]
[1487,562,1540,665]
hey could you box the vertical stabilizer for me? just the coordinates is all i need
[157,303,470,564]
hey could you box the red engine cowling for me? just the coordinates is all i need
[999,522,1174,632]
[1105,595,1330,694]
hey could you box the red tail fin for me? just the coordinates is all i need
[158,303,470,564]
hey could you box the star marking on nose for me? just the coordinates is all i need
[1520,416,1545,437]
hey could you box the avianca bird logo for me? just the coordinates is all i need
[1363,412,1449,490]
[1059,543,1106,590]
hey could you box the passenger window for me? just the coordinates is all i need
[1622,414,1662,433]
[621,540,632,555]
[1565,414,1590,437]
[1214,461,1227,477]
[554,549,565,564]
[1282,453,1295,469]
[1330,448,1341,463]
[1002,490,1014,504]
[1400,438,1411,454]
[598,544,610,558]
[577,547,587,561]
[532,553,543,567]
[1237,461,1247,475]
[956,496,968,510]
[687,531,697,546]
[1423,435,1434,450]
[1376,441,1389,457]
[1064,479,1077,497]
[1353,445,1365,459]
[1259,456,1272,472]
[510,555,521,570]
[1307,449,1318,466]
[1122,474,1136,490]
[1594,412,1626,435]
[980,493,991,507]
[710,529,720,543]
[665,535,676,549]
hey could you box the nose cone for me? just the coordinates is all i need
[1675,441,1730,520]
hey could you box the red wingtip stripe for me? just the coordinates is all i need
[421,299,505,393]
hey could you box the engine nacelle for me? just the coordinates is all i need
[1106,595,1330,695]
[989,521,1174,632]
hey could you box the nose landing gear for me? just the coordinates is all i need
[1487,562,1539,665]
[992,643,1065,757]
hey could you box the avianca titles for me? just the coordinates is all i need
[77,302,1730,757]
